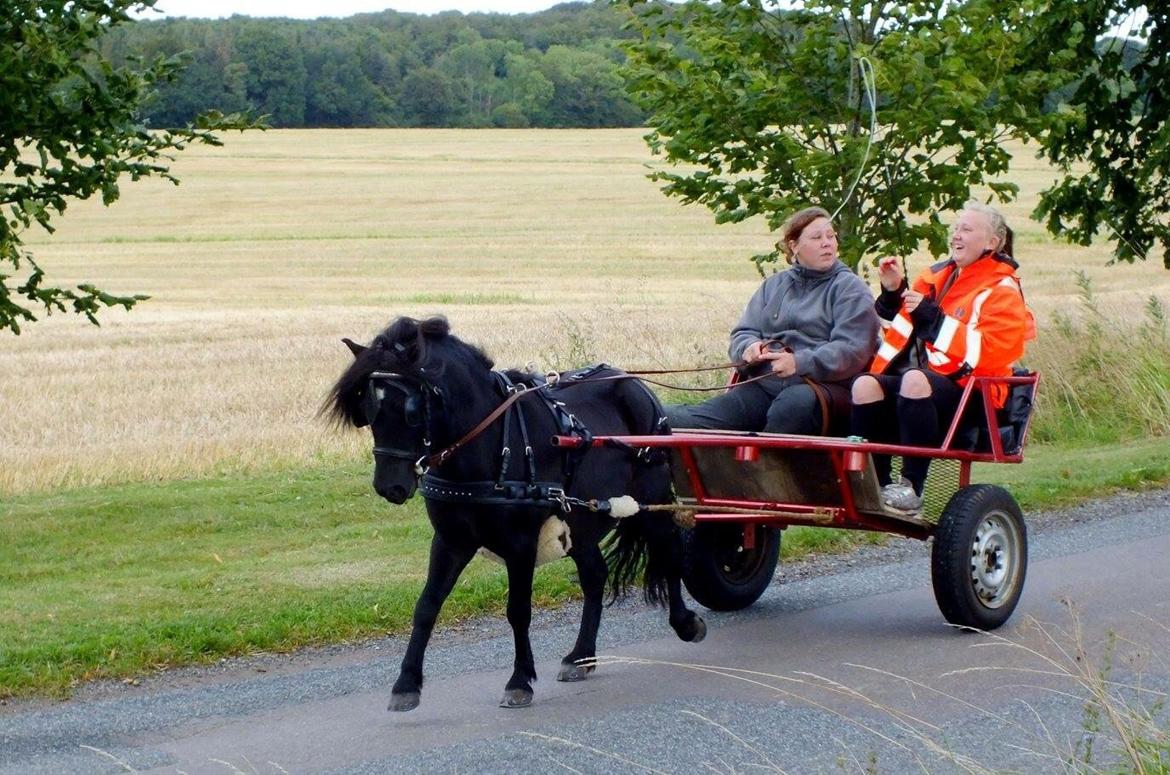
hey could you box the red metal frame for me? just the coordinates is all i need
[554,373,1039,543]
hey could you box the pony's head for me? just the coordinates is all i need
[322,316,492,504]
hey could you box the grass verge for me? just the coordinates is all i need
[3,438,1169,700]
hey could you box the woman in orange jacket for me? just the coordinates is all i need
[851,202,1032,515]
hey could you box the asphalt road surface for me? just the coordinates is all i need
[4,490,1169,774]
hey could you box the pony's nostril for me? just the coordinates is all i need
[378,483,408,503]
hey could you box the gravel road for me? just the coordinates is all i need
[3,486,1169,774]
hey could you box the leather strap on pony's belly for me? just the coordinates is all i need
[420,474,572,510]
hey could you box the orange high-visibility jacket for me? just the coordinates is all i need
[869,253,1033,408]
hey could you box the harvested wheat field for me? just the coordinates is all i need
[2,128,1168,495]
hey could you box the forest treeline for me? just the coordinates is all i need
[104,0,1148,131]
[102,0,645,129]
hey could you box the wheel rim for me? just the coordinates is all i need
[716,527,768,585]
[969,510,1022,609]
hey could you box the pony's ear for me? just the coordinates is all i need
[341,337,367,358]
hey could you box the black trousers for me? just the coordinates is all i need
[664,378,849,436]
[850,370,967,493]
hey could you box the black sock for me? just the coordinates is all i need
[851,399,894,486]
[897,396,938,494]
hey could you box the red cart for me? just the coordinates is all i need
[556,372,1038,631]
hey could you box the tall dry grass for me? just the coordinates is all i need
[2,129,1169,495]
[1029,273,1170,445]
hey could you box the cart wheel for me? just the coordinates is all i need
[931,484,1027,631]
[682,523,780,611]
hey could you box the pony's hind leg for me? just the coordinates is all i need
[500,550,539,708]
[389,533,476,712]
[557,542,606,682]
[650,515,707,644]
[667,569,707,643]
[635,466,708,645]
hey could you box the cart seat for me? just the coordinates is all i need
[955,368,1036,455]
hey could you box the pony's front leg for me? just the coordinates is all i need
[389,533,476,712]
[500,547,538,708]
[557,542,606,682]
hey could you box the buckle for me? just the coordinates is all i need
[548,487,570,512]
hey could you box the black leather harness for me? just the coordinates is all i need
[418,370,595,510]
[369,364,662,512]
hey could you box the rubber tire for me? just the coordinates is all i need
[682,522,781,611]
[931,484,1027,631]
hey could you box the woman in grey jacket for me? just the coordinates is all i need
[665,206,879,435]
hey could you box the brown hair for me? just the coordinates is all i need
[780,206,832,264]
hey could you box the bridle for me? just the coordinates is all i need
[363,371,442,473]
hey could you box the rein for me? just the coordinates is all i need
[420,338,829,469]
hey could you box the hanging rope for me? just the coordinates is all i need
[828,55,878,224]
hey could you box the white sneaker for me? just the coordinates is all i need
[882,478,923,515]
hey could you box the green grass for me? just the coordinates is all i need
[3,438,1170,700]
[0,462,576,699]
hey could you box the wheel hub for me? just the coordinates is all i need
[970,512,1019,608]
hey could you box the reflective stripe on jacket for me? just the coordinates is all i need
[869,253,1032,408]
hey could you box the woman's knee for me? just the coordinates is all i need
[764,386,821,435]
[899,369,933,399]
[851,374,884,404]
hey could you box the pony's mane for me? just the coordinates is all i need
[321,316,494,428]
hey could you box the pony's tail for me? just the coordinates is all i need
[603,513,670,607]
[603,374,674,607]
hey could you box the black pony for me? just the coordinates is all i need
[324,316,706,711]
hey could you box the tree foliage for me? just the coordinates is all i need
[0,0,256,334]
[1017,2,1169,267]
[621,0,1167,270]
[619,0,1055,270]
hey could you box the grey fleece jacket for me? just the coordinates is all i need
[729,260,880,385]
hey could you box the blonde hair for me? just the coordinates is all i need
[961,201,1012,256]
[780,206,832,264]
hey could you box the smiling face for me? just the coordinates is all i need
[950,209,1001,268]
[788,216,838,271]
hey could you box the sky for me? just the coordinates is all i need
[133,0,564,19]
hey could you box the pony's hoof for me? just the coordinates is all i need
[499,688,533,709]
[557,662,592,682]
[388,691,420,712]
[689,615,708,643]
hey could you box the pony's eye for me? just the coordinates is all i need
[404,395,423,427]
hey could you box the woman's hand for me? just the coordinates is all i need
[902,289,925,313]
[760,349,797,377]
[743,341,766,363]
[878,256,904,291]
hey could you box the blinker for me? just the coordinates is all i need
[361,374,425,429]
